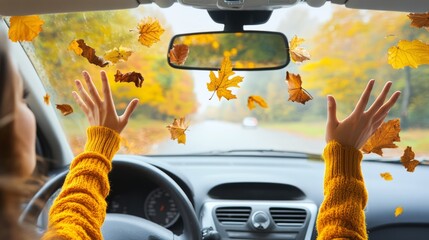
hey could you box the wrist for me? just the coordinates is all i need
[84,126,121,160]
[323,140,363,180]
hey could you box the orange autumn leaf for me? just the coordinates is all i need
[169,44,190,65]
[247,95,268,110]
[395,206,403,217]
[380,172,393,181]
[8,16,44,42]
[408,12,429,30]
[289,35,311,63]
[43,93,50,105]
[137,17,165,47]
[207,56,243,101]
[286,71,312,105]
[400,146,420,172]
[114,70,144,88]
[361,119,401,156]
[104,47,133,64]
[68,39,109,67]
[166,117,189,144]
[388,40,429,69]
[56,104,73,116]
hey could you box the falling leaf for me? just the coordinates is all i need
[361,119,401,156]
[247,95,268,110]
[286,71,313,104]
[43,93,50,105]
[168,44,190,65]
[380,172,393,181]
[400,146,420,172]
[395,206,403,217]
[207,56,244,101]
[166,117,189,144]
[289,35,311,63]
[137,17,165,47]
[8,15,44,42]
[56,104,73,116]
[408,12,429,30]
[68,39,108,67]
[114,70,144,88]
[104,47,133,64]
[388,40,429,69]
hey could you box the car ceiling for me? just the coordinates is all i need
[0,0,427,16]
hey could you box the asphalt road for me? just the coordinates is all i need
[151,120,325,155]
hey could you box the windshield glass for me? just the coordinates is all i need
[18,4,429,160]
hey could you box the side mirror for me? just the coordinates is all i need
[167,31,290,71]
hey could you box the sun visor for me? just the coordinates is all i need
[345,0,429,13]
[0,0,139,16]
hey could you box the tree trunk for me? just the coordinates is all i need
[401,67,412,129]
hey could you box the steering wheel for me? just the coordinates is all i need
[20,158,202,240]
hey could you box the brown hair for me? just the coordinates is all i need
[0,29,38,240]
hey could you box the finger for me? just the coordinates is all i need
[366,81,392,114]
[353,79,375,113]
[101,71,114,105]
[82,71,102,105]
[327,95,338,126]
[373,91,401,120]
[75,79,95,109]
[72,91,89,115]
[120,98,139,122]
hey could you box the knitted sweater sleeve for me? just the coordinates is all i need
[316,141,368,240]
[42,126,120,240]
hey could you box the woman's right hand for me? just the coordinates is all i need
[325,79,401,149]
[72,70,139,134]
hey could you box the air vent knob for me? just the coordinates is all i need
[251,211,270,230]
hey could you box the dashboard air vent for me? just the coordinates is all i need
[269,207,307,227]
[215,206,251,225]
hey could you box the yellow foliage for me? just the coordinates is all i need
[380,172,393,181]
[395,206,403,217]
[8,15,44,42]
[166,117,188,144]
[104,46,133,64]
[207,56,243,101]
[247,95,269,110]
[388,39,429,69]
[137,17,165,47]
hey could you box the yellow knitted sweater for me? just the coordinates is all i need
[316,141,368,240]
[42,126,120,240]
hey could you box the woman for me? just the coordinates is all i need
[0,30,138,239]
[1,30,400,239]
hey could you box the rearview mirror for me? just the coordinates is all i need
[167,31,290,71]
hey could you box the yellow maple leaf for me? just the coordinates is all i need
[8,15,44,42]
[395,206,403,217]
[166,117,189,144]
[247,95,268,110]
[68,39,83,55]
[361,119,401,156]
[289,35,311,63]
[207,56,244,101]
[380,172,393,181]
[400,146,420,172]
[388,40,429,69]
[137,17,165,47]
[43,93,50,105]
[104,46,133,64]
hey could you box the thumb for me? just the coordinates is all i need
[327,95,338,126]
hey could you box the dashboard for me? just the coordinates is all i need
[40,154,429,240]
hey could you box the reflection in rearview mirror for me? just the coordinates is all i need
[168,31,290,71]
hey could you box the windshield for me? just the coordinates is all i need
[17,4,429,160]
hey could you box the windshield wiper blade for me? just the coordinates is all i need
[190,149,322,160]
